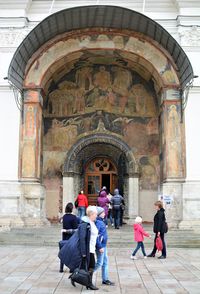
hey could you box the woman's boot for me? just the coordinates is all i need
[86,270,99,290]
[59,261,64,273]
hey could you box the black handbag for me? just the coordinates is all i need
[69,258,90,287]
[74,199,78,208]
[164,222,168,233]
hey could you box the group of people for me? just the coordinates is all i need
[59,204,114,290]
[75,187,125,229]
[58,194,167,291]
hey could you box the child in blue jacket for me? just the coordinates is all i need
[94,207,115,286]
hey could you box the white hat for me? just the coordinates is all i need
[86,206,97,216]
[97,206,105,216]
[135,216,142,223]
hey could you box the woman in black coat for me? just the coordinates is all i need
[59,203,79,273]
[148,201,167,259]
[62,202,79,241]
[59,206,99,290]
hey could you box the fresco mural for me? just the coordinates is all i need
[43,61,160,201]
[44,63,156,118]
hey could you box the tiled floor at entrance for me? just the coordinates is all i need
[0,246,200,294]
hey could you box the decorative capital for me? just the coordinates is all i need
[23,89,43,106]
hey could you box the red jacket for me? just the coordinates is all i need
[133,223,149,242]
[76,194,88,208]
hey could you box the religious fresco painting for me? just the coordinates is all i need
[21,104,38,178]
[43,60,160,198]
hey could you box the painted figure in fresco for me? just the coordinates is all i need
[112,117,133,136]
[25,106,35,137]
[65,90,75,116]
[22,140,35,177]
[74,89,85,113]
[168,141,181,177]
[112,67,132,93]
[94,66,111,91]
[95,94,107,109]
[167,105,180,139]
[131,84,156,116]
[75,67,93,90]
[82,117,93,132]
[128,87,137,114]
[86,88,99,107]
[107,88,116,112]
[97,119,106,132]
[49,89,60,115]
[119,90,129,113]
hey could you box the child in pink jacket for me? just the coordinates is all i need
[131,216,151,260]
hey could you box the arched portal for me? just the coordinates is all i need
[62,133,139,219]
[8,5,193,227]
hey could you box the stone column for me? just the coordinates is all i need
[160,89,185,228]
[63,173,75,213]
[19,89,43,181]
[128,174,139,223]
[17,88,48,227]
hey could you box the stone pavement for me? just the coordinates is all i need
[0,245,200,294]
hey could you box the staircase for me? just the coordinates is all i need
[0,224,199,248]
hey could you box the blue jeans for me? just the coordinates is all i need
[108,209,113,225]
[78,206,86,219]
[132,242,146,256]
[114,208,120,228]
[94,247,108,282]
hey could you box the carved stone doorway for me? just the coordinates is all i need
[85,157,118,205]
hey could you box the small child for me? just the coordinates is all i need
[131,216,151,260]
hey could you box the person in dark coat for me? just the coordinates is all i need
[62,202,79,240]
[148,200,167,259]
[59,203,79,273]
[59,206,99,290]
[111,189,123,229]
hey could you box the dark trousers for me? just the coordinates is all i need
[89,253,95,270]
[59,241,65,272]
[151,233,167,257]
[120,208,124,226]
[114,208,120,228]
[132,242,146,256]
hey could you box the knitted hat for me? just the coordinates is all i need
[97,207,105,216]
[135,216,142,223]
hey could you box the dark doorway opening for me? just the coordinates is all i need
[102,174,110,193]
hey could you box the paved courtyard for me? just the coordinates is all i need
[0,245,200,294]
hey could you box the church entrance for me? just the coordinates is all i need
[85,158,118,205]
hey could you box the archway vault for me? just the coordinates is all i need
[8,5,193,92]
[63,133,138,175]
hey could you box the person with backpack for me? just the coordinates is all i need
[147,200,167,259]
[75,190,88,219]
[111,189,124,229]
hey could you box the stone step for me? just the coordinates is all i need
[0,224,199,248]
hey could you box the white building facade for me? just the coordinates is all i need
[0,0,200,229]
